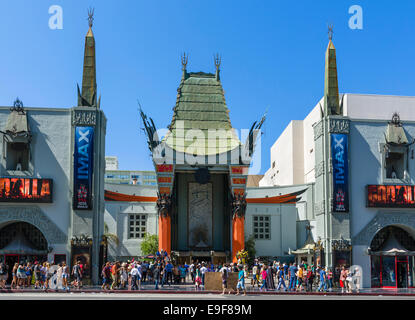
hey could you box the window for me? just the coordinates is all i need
[128,214,147,239]
[381,143,408,181]
[6,142,29,171]
[131,175,140,179]
[385,152,404,179]
[253,216,270,240]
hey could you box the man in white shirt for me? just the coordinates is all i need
[200,263,208,287]
[189,262,195,283]
[130,265,139,290]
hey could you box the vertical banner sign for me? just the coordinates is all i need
[73,126,94,210]
[331,133,349,212]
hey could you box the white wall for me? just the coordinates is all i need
[262,120,304,186]
[344,94,415,121]
[104,184,158,259]
[245,204,296,257]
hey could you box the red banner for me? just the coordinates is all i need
[156,164,173,173]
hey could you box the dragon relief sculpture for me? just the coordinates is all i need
[231,193,247,219]
[156,192,172,217]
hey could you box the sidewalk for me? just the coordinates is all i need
[1,281,415,296]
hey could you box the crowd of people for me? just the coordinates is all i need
[97,256,361,294]
[0,260,85,291]
[0,254,361,294]
[248,260,361,293]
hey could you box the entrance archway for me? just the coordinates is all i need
[0,222,48,283]
[369,225,415,288]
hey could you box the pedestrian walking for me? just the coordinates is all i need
[235,265,246,296]
[220,264,230,295]
[0,262,8,289]
[130,264,139,290]
[11,263,18,289]
[120,264,128,289]
[71,261,82,289]
[288,263,297,291]
[153,265,161,290]
[200,263,208,287]
[317,267,327,292]
[327,268,333,292]
[265,264,275,290]
[345,268,353,293]
[276,266,287,291]
[306,266,314,292]
[340,266,348,293]
[62,262,70,291]
[259,265,267,291]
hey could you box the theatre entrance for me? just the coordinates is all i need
[0,222,48,283]
[369,226,415,288]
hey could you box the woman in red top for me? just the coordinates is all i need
[260,265,267,291]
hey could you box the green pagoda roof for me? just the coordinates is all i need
[164,70,241,156]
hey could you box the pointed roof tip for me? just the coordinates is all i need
[86,26,94,37]
[327,39,335,50]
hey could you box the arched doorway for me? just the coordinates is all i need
[369,225,415,288]
[0,222,48,283]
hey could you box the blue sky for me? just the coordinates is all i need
[1,1,415,173]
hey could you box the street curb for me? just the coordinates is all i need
[1,288,414,296]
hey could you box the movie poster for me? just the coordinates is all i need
[73,126,94,210]
[0,178,52,202]
[71,246,91,279]
[331,133,349,212]
[367,185,415,207]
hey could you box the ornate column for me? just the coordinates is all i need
[231,193,247,263]
[157,193,172,255]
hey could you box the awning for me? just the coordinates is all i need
[369,232,415,256]
[2,107,31,143]
[0,230,47,255]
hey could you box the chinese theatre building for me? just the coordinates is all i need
[0,11,106,285]
[140,54,265,264]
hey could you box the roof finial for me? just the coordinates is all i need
[214,53,221,81]
[181,52,188,71]
[328,23,334,41]
[214,53,221,70]
[88,7,94,28]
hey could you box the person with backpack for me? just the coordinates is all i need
[71,260,82,289]
[0,262,8,289]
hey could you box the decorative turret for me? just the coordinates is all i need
[214,53,221,81]
[78,8,99,108]
[324,24,340,116]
